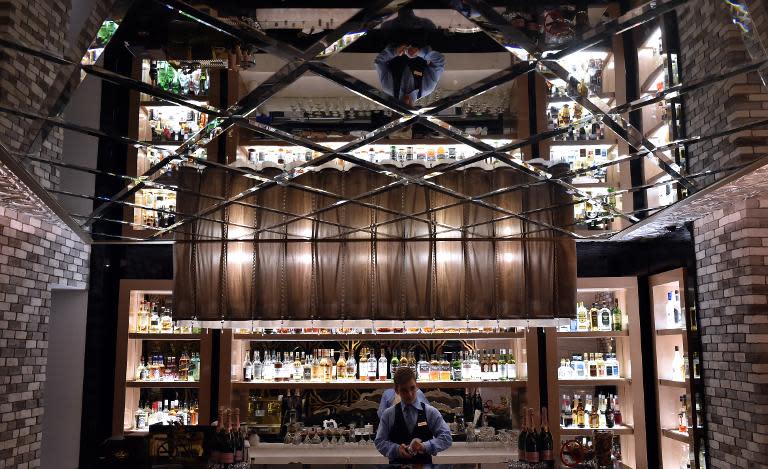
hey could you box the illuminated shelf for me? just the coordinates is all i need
[128,333,202,341]
[126,381,200,389]
[662,428,691,444]
[655,328,684,336]
[560,424,634,436]
[658,379,687,389]
[233,331,523,341]
[232,379,527,390]
[556,331,629,338]
[558,378,630,386]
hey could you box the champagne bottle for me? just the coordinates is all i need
[518,406,528,462]
[539,407,554,467]
[525,408,540,464]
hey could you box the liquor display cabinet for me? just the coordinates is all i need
[113,267,707,467]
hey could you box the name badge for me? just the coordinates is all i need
[413,71,423,77]
[417,421,428,427]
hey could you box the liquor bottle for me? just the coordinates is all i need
[666,291,677,328]
[357,349,368,381]
[220,409,235,464]
[480,351,490,380]
[539,407,554,468]
[302,353,312,381]
[518,406,528,462]
[576,302,590,331]
[149,304,160,333]
[498,350,507,381]
[613,395,623,425]
[558,359,570,379]
[160,307,173,333]
[440,354,451,381]
[588,353,597,378]
[460,352,471,381]
[490,350,499,380]
[242,351,253,382]
[378,350,388,381]
[274,351,285,382]
[368,351,377,381]
[525,408,540,464]
[199,68,208,95]
[599,302,612,331]
[507,353,517,380]
[598,394,607,428]
[418,353,431,381]
[389,349,399,377]
[429,355,439,381]
[674,290,682,326]
[336,351,347,380]
[672,346,685,381]
[234,408,244,462]
[588,395,599,428]
[596,353,606,377]
[212,407,225,463]
[678,395,688,432]
[605,394,615,428]
[451,352,462,381]
[589,303,599,331]
[562,395,573,427]
[612,298,622,331]
[346,351,357,380]
[293,352,303,381]
[576,395,585,428]
[136,301,150,333]
[329,349,337,381]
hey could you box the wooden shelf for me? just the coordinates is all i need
[658,379,688,389]
[126,380,200,389]
[128,333,202,341]
[655,328,685,336]
[556,330,629,338]
[232,379,527,390]
[233,331,524,341]
[662,428,691,443]
[560,424,634,436]
[559,378,630,386]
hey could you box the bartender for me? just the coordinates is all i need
[377,387,429,418]
[374,367,452,464]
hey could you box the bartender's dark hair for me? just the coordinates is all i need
[393,366,417,389]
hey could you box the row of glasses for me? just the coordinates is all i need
[284,427,376,447]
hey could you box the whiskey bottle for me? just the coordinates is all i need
[302,353,312,381]
[293,352,303,381]
[576,302,590,331]
[599,302,612,331]
[589,303,599,331]
[576,396,585,428]
[243,351,253,382]
[429,355,439,381]
[439,354,450,381]
[490,350,499,380]
[378,350,388,381]
[612,298,622,331]
[252,351,262,381]
[149,304,161,333]
[346,351,357,380]
[337,351,348,380]
[367,351,377,381]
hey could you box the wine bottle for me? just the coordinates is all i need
[525,408,540,464]
[234,408,244,462]
[539,407,554,468]
[212,406,225,464]
[518,406,528,462]
[221,409,235,464]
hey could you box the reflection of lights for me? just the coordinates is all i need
[502,251,520,263]
[228,249,251,265]
[436,248,462,263]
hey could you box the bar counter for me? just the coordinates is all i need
[249,442,516,467]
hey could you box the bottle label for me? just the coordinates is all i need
[221,453,234,464]
[526,452,540,463]
[541,450,554,461]
[235,450,243,462]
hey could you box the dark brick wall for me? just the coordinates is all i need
[678,1,768,467]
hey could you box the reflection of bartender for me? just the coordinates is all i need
[374,368,452,464]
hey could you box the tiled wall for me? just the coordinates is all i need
[678,0,768,467]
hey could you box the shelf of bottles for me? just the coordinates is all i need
[543,50,624,233]
[130,389,202,434]
[130,60,213,231]
[637,27,684,213]
[224,328,531,443]
[234,139,519,171]
[649,268,705,469]
[117,283,211,435]
[549,277,642,469]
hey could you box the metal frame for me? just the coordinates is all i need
[0,0,764,243]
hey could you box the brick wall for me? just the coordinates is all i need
[679,0,768,467]
[692,198,768,468]
[0,162,89,469]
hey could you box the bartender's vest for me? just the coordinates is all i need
[387,402,435,464]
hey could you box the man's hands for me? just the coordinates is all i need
[395,44,422,58]
[398,444,413,459]
[410,439,426,454]
[395,44,408,56]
